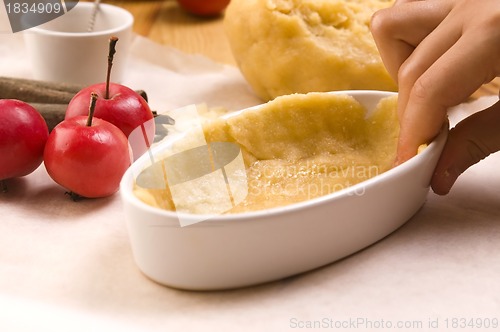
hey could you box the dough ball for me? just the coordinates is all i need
[224,0,397,101]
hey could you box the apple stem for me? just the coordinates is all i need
[86,92,99,127]
[105,36,119,100]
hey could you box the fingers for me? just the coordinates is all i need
[397,26,500,163]
[431,99,500,195]
[371,1,451,82]
[372,0,500,194]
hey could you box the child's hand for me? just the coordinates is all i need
[371,0,500,194]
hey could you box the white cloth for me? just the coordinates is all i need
[1,32,500,332]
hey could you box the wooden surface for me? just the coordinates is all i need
[89,0,236,66]
[89,0,498,99]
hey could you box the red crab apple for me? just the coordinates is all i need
[177,0,231,16]
[65,82,154,159]
[65,37,155,160]
[0,99,49,191]
[45,93,131,199]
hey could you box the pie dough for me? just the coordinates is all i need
[133,93,399,214]
[224,0,397,101]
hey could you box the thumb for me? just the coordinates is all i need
[431,98,500,195]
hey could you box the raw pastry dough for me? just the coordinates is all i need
[224,0,397,101]
[134,93,399,214]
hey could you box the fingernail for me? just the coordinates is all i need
[432,166,459,195]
